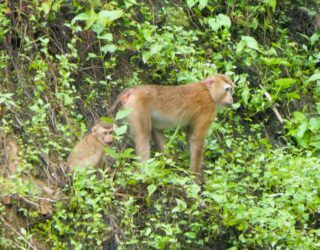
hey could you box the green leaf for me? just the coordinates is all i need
[172,198,187,213]
[286,92,300,99]
[185,232,197,239]
[100,117,114,123]
[309,117,320,132]
[91,23,105,35]
[187,184,201,197]
[99,10,123,20]
[41,1,52,15]
[310,33,320,45]
[209,193,226,203]
[296,122,308,138]
[308,73,320,82]
[150,43,163,56]
[241,86,250,105]
[101,44,117,54]
[310,141,320,149]
[98,10,123,27]
[123,148,135,158]
[115,125,128,136]
[125,0,138,8]
[104,147,118,158]
[144,228,152,237]
[20,227,27,235]
[97,33,113,41]
[207,19,220,31]
[72,9,97,29]
[187,0,197,8]
[261,57,291,66]
[87,53,97,60]
[264,0,277,12]
[0,93,14,104]
[72,9,123,30]
[232,102,241,109]
[142,51,151,63]
[141,29,152,42]
[207,14,231,31]
[270,0,277,11]
[72,12,91,23]
[275,78,297,89]
[241,36,259,50]
[236,40,246,54]
[293,112,307,122]
[116,108,132,120]
[147,184,157,197]
[198,0,208,10]
[217,14,231,28]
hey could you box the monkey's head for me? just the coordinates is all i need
[92,121,115,145]
[204,74,234,106]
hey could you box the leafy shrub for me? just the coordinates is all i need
[1,0,320,249]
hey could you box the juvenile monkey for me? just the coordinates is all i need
[66,121,114,171]
[110,74,234,183]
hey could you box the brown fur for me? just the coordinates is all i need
[66,122,114,170]
[111,74,234,183]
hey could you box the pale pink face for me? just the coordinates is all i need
[92,124,114,145]
[220,83,233,105]
[204,74,234,106]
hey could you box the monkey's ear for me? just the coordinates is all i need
[204,76,215,87]
[92,126,97,135]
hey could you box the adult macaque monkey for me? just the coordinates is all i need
[110,74,234,183]
[66,121,114,171]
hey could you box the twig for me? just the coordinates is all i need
[0,217,37,250]
[24,195,58,203]
[259,84,283,124]
[109,215,121,244]
[17,194,39,208]
[259,84,284,124]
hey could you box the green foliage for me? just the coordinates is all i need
[1,0,320,249]
[36,146,320,249]
[286,111,320,149]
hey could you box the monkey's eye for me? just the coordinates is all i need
[225,87,231,92]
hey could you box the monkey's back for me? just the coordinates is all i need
[129,83,217,129]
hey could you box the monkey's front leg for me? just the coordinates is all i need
[188,121,210,184]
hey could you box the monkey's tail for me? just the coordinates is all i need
[107,90,128,115]
[108,97,121,115]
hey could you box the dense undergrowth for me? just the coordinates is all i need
[0,0,320,249]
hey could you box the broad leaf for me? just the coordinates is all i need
[309,117,320,132]
[98,33,113,41]
[147,184,157,197]
[275,78,297,89]
[208,14,231,31]
[98,10,123,27]
[261,57,291,66]
[308,73,320,82]
[198,0,208,10]
[241,36,259,51]
[116,108,132,120]
[101,44,117,54]
[187,0,197,8]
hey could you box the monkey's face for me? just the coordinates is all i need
[205,75,234,106]
[220,83,233,106]
[93,125,114,145]
[100,128,113,145]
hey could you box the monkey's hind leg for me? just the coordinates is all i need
[128,110,152,162]
[152,129,165,152]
